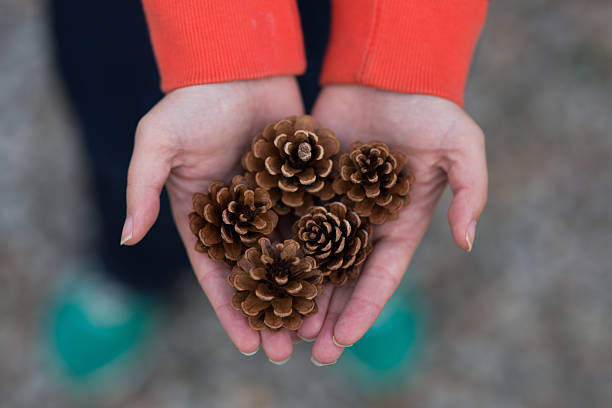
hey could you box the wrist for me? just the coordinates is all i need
[319,84,464,111]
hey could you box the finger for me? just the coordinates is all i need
[192,253,262,355]
[122,122,173,245]
[311,282,356,365]
[332,202,434,347]
[261,329,293,364]
[297,283,334,341]
[447,127,488,251]
[171,196,261,355]
[290,331,301,344]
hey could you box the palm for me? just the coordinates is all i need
[300,85,487,364]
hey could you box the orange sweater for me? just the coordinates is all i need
[142,0,487,106]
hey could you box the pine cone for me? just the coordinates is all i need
[241,115,339,216]
[332,141,415,224]
[293,202,372,286]
[189,175,278,266]
[228,238,323,331]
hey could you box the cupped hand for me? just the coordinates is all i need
[300,85,488,365]
[121,76,304,362]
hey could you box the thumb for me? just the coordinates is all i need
[446,126,488,252]
[120,121,173,246]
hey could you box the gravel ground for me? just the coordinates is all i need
[2,1,612,407]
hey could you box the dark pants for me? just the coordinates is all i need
[49,0,329,293]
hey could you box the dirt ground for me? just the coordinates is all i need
[2,1,612,407]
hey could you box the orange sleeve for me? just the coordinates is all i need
[142,0,306,93]
[320,0,488,106]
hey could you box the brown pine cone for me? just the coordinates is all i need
[241,115,339,216]
[228,238,324,331]
[189,175,278,266]
[293,202,372,286]
[332,141,415,224]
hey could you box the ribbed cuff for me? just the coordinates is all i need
[320,0,488,106]
[142,0,306,92]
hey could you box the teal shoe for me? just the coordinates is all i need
[43,264,159,394]
[342,288,426,390]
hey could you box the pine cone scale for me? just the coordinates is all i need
[264,156,282,175]
[233,272,257,291]
[314,160,333,177]
[281,190,304,207]
[293,297,315,314]
[242,152,264,172]
[265,309,283,329]
[242,292,270,316]
[255,283,275,301]
[203,203,221,226]
[231,292,248,310]
[271,297,292,317]
[192,193,210,215]
[189,212,206,235]
[199,224,221,246]
[303,179,325,193]
[282,313,302,331]
[223,241,242,261]
[296,281,318,299]
[249,266,267,281]
[248,315,266,330]
[284,280,302,294]
[278,178,299,192]
[255,171,278,190]
[253,138,277,158]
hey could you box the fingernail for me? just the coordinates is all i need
[292,338,302,344]
[120,215,133,245]
[269,356,290,365]
[465,220,477,252]
[332,336,352,348]
[240,346,259,356]
[297,334,315,342]
[310,356,336,367]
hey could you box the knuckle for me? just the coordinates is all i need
[380,267,401,292]
[471,123,486,147]
[136,114,172,144]
[353,293,384,315]
[475,129,486,149]
[135,114,154,137]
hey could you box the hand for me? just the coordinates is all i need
[300,85,488,365]
[121,77,305,362]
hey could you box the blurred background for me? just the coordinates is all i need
[2,0,612,407]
